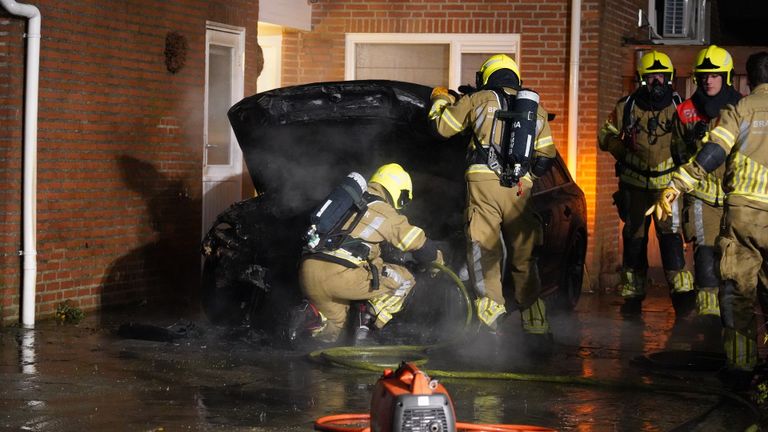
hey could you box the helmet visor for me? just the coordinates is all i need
[396,189,412,209]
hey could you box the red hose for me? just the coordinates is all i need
[314,413,556,432]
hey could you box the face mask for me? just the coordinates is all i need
[649,81,666,101]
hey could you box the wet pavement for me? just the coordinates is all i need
[1,283,765,432]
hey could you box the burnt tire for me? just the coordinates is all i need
[201,255,264,326]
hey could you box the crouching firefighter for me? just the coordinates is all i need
[296,163,444,344]
[428,54,557,352]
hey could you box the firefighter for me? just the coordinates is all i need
[428,54,557,350]
[297,163,444,344]
[674,45,742,324]
[647,52,768,389]
[598,50,694,318]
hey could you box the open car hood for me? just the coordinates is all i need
[227,80,468,236]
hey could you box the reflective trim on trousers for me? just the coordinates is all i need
[667,270,694,294]
[696,288,720,316]
[369,292,408,328]
[620,268,646,298]
[724,327,757,371]
[521,298,549,335]
[470,240,487,297]
[475,296,506,329]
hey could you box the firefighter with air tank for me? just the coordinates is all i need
[674,45,742,327]
[428,54,557,354]
[297,163,444,345]
[647,52,768,390]
[599,50,695,319]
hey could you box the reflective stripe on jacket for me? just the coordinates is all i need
[672,84,768,209]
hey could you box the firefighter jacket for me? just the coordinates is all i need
[314,182,429,268]
[430,87,556,183]
[675,98,726,206]
[670,84,768,211]
[599,90,684,190]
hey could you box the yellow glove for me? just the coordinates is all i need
[430,86,455,103]
[645,186,680,221]
[429,250,445,278]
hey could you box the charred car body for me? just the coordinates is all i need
[201,80,587,340]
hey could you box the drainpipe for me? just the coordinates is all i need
[567,0,582,181]
[2,0,41,328]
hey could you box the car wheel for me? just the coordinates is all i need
[201,253,267,326]
[550,230,586,311]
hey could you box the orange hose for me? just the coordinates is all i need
[314,413,370,432]
[313,413,556,432]
[456,422,557,432]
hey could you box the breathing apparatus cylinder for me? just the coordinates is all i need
[305,172,367,252]
[497,89,539,187]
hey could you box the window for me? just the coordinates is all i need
[645,0,709,44]
[345,34,520,90]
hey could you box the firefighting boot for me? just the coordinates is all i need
[287,301,324,341]
[671,291,697,323]
[352,304,377,346]
[619,269,645,318]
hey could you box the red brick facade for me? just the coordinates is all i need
[0,1,260,324]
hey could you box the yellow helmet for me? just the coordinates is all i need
[477,54,521,87]
[693,45,734,86]
[369,163,413,209]
[637,50,674,85]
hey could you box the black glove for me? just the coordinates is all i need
[692,120,708,140]
[458,84,478,95]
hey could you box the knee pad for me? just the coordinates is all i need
[694,245,718,288]
[659,233,686,270]
[720,279,736,329]
[623,238,648,270]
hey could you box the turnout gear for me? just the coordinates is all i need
[600,49,693,317]
[665,54,768,377]
[299,166,439,343]
[673,49,742,322]
[429,54,556,340]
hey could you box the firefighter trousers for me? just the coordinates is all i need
[718,205,768,371]
[465,175,544,330]
[682,194,722,316]
[615,183,693,299]
[299,257,414,342]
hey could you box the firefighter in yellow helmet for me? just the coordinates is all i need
[599,50,694,318]
[647,52,768,390]
[428,54,557,353]
[297,163,444,344]
[674,45,742,327]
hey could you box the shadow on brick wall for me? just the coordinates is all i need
[100,155,202,319]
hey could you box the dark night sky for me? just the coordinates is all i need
[713,0,768,46]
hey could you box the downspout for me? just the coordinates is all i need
[567,0,582,180]
[1,0,41,328]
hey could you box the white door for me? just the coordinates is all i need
[202,25,245,237]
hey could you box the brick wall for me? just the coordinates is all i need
[0,0,260,324]
[279,0,604,285]
[594,0,646,290]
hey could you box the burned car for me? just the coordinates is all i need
[201,80,587,339]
